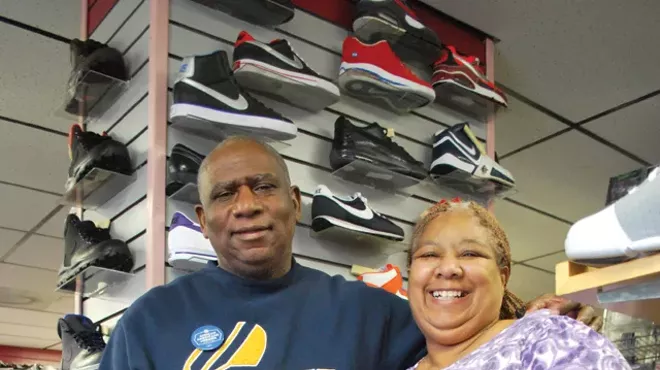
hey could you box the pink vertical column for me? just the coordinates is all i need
[485,39,496,211]
[145,0,169,288]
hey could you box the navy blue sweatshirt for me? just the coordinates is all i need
[99,260,426,369]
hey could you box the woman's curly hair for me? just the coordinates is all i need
[408,200,526,319]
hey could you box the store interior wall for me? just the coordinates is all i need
[0,0,658,351]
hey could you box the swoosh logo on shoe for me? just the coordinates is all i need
[404,15,425,30]
[181,78,249,110]
[326,195,374,220]
[249,41,305,70]
[434,132,478,159]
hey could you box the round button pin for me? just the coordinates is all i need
[191,325,225,351]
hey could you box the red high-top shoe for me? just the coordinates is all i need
[338,36,435,113]
[432,45,508,107]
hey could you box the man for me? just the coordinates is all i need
[100,137,600,369]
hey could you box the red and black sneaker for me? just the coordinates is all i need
[353,0,442,64]
[432,46,508,107]
[232,31,340,112]
[338,36,435,113]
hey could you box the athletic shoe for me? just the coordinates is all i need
[58,214,133,288]
[432,46,508,107]
[66,124,132,193]
[190,0,294,27]
[330,116,427,180]
[430,123,515,189]
[58,314,105,370]
[65,38,128,115]
[170,50,297,141]
[338,36,435,113]
[168,212,217,270]
[232,31,340,112]
[353,0,441,64]
[565,167,660,266]
[166,144,205,197]
[357,264,408,300]
[312,185,404,241]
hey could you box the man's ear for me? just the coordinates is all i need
[290,185,302,222]
[194,205,208,238]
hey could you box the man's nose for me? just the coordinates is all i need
[231,186,264,218]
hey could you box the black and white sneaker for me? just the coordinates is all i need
[190,0,294,27]
[430,123,515,188]
[353,0,442,64]
[170,50,297,141]
[232,31,340,112]
[311,185,404,241]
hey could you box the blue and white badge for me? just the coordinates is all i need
[191,325,225,351]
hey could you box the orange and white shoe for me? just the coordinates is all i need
[358,264,408,300]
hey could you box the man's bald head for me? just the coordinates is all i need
[197,136,291,206]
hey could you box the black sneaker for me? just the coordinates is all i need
[170,50,297,141]
[353,0,442,64]
[312,185,404,241]
[232,31,340,112]
[329,116,427,180]
[66,124,132,192]
[190,0,294,26]
[166,144,205,196]
[430,123,515,188]
[58,214,134,288]
[58,314,105,370]
[65,38,128,115]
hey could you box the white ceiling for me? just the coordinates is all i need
[1,0,659,349]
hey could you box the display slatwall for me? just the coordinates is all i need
[80,0,489,331]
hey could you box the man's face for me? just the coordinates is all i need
[195,141,301,279]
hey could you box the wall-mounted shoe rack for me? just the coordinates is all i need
[556,255,660,324]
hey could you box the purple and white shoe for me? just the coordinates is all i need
[167,212,217,271]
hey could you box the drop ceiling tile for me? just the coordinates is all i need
[507,264,555,303]
[0,263,58,294]
[0,306,62,328]
[501,130,642,222]
[43,295,74,314]
[36,205,71,238]
[5,234,64,271]
[421,0,660,121]
[494,200,569,262]
[0,23,72,133]
[0,322,59,341]
[523,251,568,273]
[495,95,567,155]
[582,95,660,164]
[0,0,80,38]
[0,184,60,231]
[0,119,69,193]
[0,228,26,259]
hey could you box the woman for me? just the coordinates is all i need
[406,200,630,369]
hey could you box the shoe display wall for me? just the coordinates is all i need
[57,0,516,350]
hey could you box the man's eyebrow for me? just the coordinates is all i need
[207,173,279,197]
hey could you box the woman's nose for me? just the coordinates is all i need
[433,258,463,279]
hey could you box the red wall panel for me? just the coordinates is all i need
[0,345,61,366]
[87,0,119,37]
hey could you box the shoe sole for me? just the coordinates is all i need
[311,216,404,241]
[233,59,340,112]
[66,141,132,192]
[57,240,134,288]
[191,0,294,26]
[433,75,508,107]
[338,64,434,113]
[170,103,297,141]
[353,16,441,64]
[329,150,427,181]
[168,251,217,271]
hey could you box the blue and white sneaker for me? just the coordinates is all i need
[167,212,217,271]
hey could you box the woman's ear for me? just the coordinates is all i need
[500,266,510,288]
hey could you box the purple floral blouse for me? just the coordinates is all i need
[408,309,630,369]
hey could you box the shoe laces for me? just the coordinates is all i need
[72,329,105,351]
[353,192,381,216]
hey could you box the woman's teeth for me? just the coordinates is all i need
[431,290,466,300]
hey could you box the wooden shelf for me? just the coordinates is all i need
[556,254,660,323]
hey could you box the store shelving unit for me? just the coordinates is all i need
[555,254,660,323]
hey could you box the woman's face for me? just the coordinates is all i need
[408,209,509,346]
